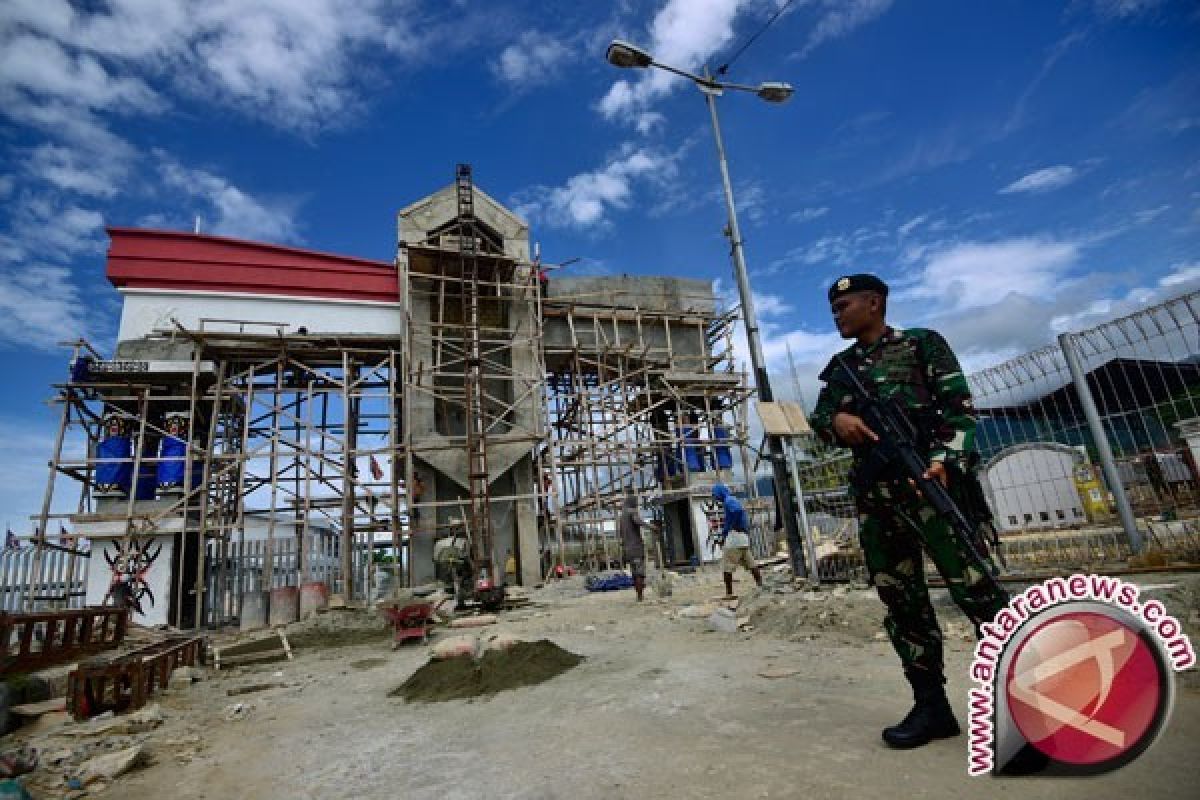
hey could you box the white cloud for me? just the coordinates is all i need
[768,224,891,273]
[2,193,107,262]
[156,155,300,243]
[0,261,89,351]
[999,165,1079,194]
[731,181,769,226]
[730,317,844,409]
[1158,262,1200,288]
[597,0,746,123]
[1087,0,1167,19]
[0,32,162,114]
[1003,31,1087,136]
[634,111,666,134]
[753,291,793,317]
[900,256,1200,374]
[790,206,828,223]
[897,213,927,237]
[894,237,1081,315]
[799,0,894,58]
[0,0,447,136]
[512,145,681,229]
[492,32,572,88]
[877,126,973,184]
[1134,204,1171,225]
[27,144,123,198]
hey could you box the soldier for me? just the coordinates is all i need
[810,274,1008,749]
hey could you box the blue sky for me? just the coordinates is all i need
[1,0,1197,529]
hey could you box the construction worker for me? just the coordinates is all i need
[617,492,650,601]
[711,484,763,598]
[432,519,473,609]
[504,548,517,585]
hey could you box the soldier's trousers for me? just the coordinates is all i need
[858,493,1008,680]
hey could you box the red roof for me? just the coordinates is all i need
[106,228,398,304]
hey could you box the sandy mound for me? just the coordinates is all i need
[390,640,583,702]
[284,608,391,649]
[742,588,884,641]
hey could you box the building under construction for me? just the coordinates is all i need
[29,167,770,629]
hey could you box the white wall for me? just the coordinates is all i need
[117,289,401,342]
[85,534,176,627]
[984,447,1085,531]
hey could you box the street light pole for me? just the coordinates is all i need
[700,81,810,581]
[604,40,810,579]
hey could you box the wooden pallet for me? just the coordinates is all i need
[66,635,205,720]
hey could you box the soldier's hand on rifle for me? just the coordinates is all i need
[922,460,948,488]
[910,461,949,494]
[832,412,879,446]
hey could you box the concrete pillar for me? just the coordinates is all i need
[240,590,269,631]
[514,456,541,586]
[299,581,329,618]
[269,586,299,625]
[409,460,438,585]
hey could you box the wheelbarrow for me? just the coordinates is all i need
[382,602,436,647]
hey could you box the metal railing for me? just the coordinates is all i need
[794,291,1200,580]
[0,545,88,612]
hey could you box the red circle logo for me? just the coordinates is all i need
[1005,610,1164,766]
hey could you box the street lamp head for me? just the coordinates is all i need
[606,39,654,69]
[756,82,794,103]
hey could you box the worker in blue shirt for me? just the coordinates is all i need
[712,484,763,598]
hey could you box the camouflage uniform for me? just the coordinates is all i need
[811,326,1007,682]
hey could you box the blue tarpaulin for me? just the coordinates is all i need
[95,435,132,493]
[713,425,734,469]
[585,572,635,591]
[156,435,190,487]
[682,426,706,473]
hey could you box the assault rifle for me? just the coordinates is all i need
[833,354,1008,599]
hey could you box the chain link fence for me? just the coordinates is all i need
[795,291,1200,582]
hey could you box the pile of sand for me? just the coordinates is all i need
[284,608,391,649]
[390,640,583,702]
[742,587,884,641]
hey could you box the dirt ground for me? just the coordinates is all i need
[9,568,1200,799]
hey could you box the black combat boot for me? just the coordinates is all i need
[882,670,961,749]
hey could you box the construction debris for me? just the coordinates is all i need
[76,745,145,785]
[447,614,498,629]
[226,682,292,697]
[212,630,291,670]
[58,704,164,737]
[431,636,478,661]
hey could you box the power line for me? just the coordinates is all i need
[717,0,798,77]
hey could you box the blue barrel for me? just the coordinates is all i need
[96,434,133,495]
[713,425,734,469]
[682,426,706,473]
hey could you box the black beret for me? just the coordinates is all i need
[828,273,888,303]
